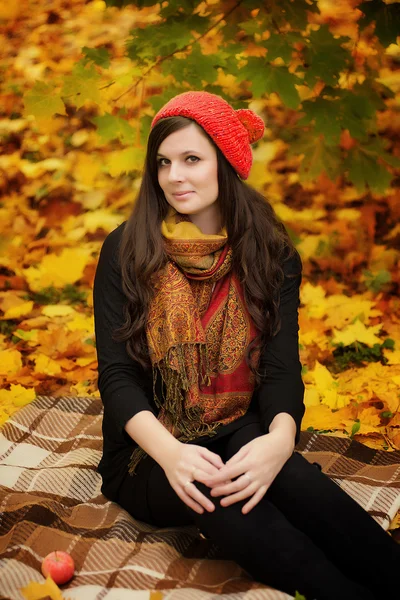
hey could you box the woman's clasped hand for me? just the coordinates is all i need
[200,430,294,514]
[160,442,231,515]
[161,430,294,516]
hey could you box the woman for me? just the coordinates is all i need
[93,91,399,600]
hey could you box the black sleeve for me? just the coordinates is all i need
[93,223,156,435]
[256,250,305,446]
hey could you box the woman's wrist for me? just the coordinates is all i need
[267,412,296,454]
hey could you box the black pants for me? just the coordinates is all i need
[117,423,400,600]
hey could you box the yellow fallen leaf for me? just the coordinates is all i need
[342,419,382,436]
[332,319,382,347]
[23,247,92,292]
[42,305,76,317]
[3,300,34,320]
[303,404,355,431]
[336,208,360,221]
[383,348,400,365]
[304,387,320,407]
[73,153,102,187]
[297,235,330,261]
[33,353,62,376]
[274,203,326,222]
[300,329,330,350]
[0,348,23,375]
[21,576,64,600]
[82,209,123,234]
[75,356,96,366]
[19,158,67,179]
[66,314,93,333]
[300,283,327,318]
[0,384,36,409]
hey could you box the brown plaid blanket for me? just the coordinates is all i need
[0,396,399,600]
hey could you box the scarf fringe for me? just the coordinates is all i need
[128,343,217,475]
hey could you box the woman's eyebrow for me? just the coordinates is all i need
[156,150,201,157]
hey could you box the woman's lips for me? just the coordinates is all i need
[172,191,193,199]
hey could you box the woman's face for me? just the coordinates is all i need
[156,122,220,233]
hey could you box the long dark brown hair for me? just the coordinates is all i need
[113,116,301,385]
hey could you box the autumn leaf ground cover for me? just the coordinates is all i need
[0,0,400,537]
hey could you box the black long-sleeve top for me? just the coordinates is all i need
[93,222,305,500]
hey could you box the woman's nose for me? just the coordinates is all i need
[168,162,185,182]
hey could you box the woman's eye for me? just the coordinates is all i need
[187,156,199,163]
[158,158,169,167]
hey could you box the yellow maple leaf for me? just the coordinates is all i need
[105,147,145,177]
[69,381,97,396]
[42,305,76,318]
[23,247,92,292]
[21,576,64,600]
[0,384,35,411]
[332,319,382,346]
[19,158,67,179]
[33,353,62,376]
[66,314,93,333]
[82,209,123,234]
[73,153,102,187]
[383,348,400,365]
[300,283,327,318]
[300,329,330,350]
[302,404,355,431]
[3,300,34,320]
[336,208,360,221]
[274,203,326,222]
[0,348,23,375]
[75,356,96,367]
[305,361,349,409]
[304,387,320,407]
[324,296,382,329]
[297,235,330,261]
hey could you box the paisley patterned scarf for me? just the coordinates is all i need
[128,208,260,474]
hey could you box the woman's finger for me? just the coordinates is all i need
[183,481,215,512]
[205,459,248,486]
[225,447,247,466]
[219,483,255,507]
[242,485,268,514]
[200,447,224,469]
[210,473,249,497]
[176,487,205,514]
[212,472,253,497]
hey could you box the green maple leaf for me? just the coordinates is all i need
[275,0,319,31]
[127,14,208,62]
[302,25,350,86]
[91,113,136,144]
[239,20,262,36]
[160,0,205,19]
[297,98,343,145]
[262,32,300,64]
[82,47,111,68]
[61,61,102,108]
[288,134,341,182]
[238,58,300,107]
[164,45,222,86]
[346,139,398,193]
[23,81,66,120]
[359,0,400,47]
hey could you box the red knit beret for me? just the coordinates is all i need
[151,91,265,180]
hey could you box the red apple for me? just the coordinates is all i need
[41,551,75,585]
